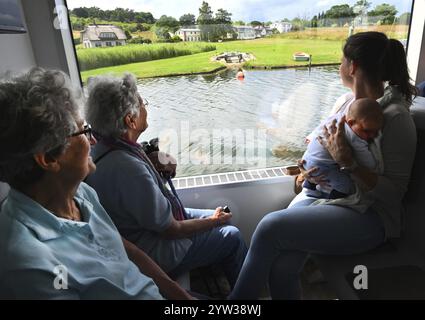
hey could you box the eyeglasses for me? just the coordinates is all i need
[69,124,93,140]
[141,97,149,108]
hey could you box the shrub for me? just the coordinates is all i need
[77,43,216,70]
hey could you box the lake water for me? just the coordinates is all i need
[137,66,349,177]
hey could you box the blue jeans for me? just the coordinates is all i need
[228,195,385,299]
[169,208,248,288]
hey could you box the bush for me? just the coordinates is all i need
[171,35,182,42]
[128,37,145,44]
[77,43,216,70]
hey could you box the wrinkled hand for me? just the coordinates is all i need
[297,159,330,188]
[211,206,232,226]
[317,116,353,167]
[147,151,177,179]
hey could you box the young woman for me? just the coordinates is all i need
[229,31,418,299]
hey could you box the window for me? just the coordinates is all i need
[67,0,414,178]
[0,0,26,33]
[99,32,116,39]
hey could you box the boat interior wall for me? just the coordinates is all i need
[177,176,296,244]
[0,0,79,83]
[313,96,425,299]
[0,1,35,74]
[20,1,72,77]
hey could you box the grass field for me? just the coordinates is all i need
[277,24,408,41]
[80,51,224,82]
[80,37,343,81]
[77,25,408,81]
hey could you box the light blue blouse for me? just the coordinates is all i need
[0,183,164,300]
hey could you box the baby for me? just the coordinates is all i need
[302,98,383,199]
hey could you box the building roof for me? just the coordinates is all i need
[177,25,201,32]
[81,25,127,41]
[234,25,254,30]
[179,28,201,32]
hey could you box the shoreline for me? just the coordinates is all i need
[248,62,340,70]
[132,62,341,80]
[140,66,228,79]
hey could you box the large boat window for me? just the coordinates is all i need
[67,0,413,178]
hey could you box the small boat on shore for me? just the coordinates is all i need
[293,52,310,61]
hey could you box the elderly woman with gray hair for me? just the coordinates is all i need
[0,68,193,299]
[85,74,247,288]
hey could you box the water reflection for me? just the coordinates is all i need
[137,67,348,177]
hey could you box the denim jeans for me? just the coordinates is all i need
[229,194,385,299]
[169,208,248,288]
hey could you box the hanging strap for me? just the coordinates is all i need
[93,148,114,164]
[166,177,188,220]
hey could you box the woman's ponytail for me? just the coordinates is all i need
[382,39,417,104]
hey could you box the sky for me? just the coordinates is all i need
[66,0,412,22]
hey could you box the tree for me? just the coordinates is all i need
[154,26,171,41]
[215,9,232,24]
[325,4,355,26]
[124,30,132,40]
[136,23,150,31]
[135,12,156,24]
[156,15,179,32]
[355,0,371,9]
[250,20,263,27]
[311,15,318,28]
[398,12,411,25]
[179,13,196,26]
[197,1,214,25]
[72,7,89,18]
[291,17,305,31]
[368,3,397,25]
[233,20,245,26]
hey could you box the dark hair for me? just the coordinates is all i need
[343,31,417,104]
[0,68,80,190]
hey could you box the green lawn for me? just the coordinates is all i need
[80,38,344,81]
[80,51,223,82]
[215,38,343,67]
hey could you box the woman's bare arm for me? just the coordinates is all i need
[122,237,194,300]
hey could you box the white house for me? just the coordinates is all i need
[233,26,256,40]
[270,21,292,33]
[175,27,202,42]
[80,24,127,48]
[253,26,273,38]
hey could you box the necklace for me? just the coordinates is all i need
[65,201,81,221]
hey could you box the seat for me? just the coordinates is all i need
[312,96,425,299]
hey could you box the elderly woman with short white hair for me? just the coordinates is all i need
[85,73,247,288]
[0,68,192,299]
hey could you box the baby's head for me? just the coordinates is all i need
[346,98,383,141]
